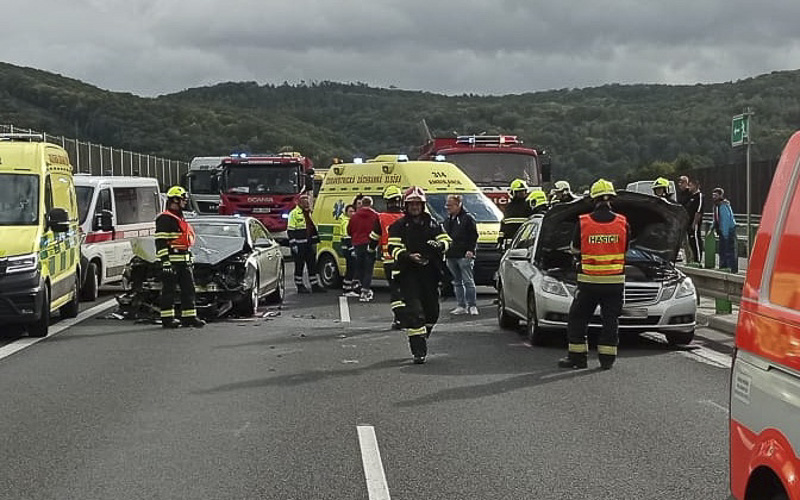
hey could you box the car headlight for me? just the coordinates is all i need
[675,278,696,299]
[6,253,38,274]
[660,284,676,301]
[541,276,569,297]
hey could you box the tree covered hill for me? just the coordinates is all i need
[1,61,799,187]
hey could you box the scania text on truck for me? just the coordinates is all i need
[216,152,314,246]
[418,133,551,210]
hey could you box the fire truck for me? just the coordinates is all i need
[418,132,551,210]
[214,152,314,246]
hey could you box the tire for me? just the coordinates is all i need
[497,284,519,329]
[81,261,99,301]
[27,284,50,338]
[60,273,80,319]
[318,253,341,289]
[265,264,285,305]
[526,291,546,346]
[234,272,260,317]
[666,330,695,346]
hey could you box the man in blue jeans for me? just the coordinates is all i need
[443,195,479,315]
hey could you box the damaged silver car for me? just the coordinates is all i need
[117,216,285,320]
[496,191,697,346]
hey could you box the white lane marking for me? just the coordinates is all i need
[0,299,118,362]
[339,296,351,323]
[679,346,733,369]
[357,425,391,500]
[699,399,728,413]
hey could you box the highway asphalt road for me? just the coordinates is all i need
[0,275,732,499]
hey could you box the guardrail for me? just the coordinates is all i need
[677,265,744,303]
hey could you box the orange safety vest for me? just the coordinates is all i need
[161,211,196,250]
[579,213,627,284]
[378,211,404,261]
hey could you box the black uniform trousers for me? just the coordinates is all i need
[397,267,441,357]
[294,244,320,287]
[160,262,197,319]
[566,282,624,365]
[384,262,403,326]
[687,226,703,263]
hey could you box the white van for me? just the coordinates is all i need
[74,175,161,300]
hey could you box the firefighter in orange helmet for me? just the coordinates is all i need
[155,186,205,328]
[387,186,452,364]
[558,179,629,369]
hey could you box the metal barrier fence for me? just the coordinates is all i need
[0,124,189,190]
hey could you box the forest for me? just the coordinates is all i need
[1,61,798,188]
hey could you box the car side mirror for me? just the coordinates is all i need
[507,248,530,260]
[47,207,70,233]
[93,209,114,232]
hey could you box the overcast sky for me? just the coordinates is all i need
[3,0,800,97]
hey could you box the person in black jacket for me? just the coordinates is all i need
[499,178,532,250]
[443,195,479,316]
[387,186,452,364]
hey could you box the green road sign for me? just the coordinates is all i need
[731,114,749,146]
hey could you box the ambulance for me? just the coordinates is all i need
[0,134,81,337]
[314,155,503,288]
[730,131,800,500]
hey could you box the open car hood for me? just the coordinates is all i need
[130,235,246,265]
[535,191,689,265]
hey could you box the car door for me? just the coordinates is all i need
[250,220,278,293]
[504,219,539,314]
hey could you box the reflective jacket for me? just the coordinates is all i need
[500,197,532,244]
[374,210,404,262]
[387,213,452,277]
[155,210,195,263]
[287,206,320,245]
[578,213,628,284]
[334,215,352,251]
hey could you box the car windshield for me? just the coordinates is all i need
[75,185,93,224]
[190,170,216,195]
[0,174,39,225]
[193,222,246,239]
[223,165,300,194]
[426,193,503,223]
[444,152,539,186]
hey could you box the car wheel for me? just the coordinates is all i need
[60,273,80,319]
[666,330,695,346]
[497,284,519,329]
[318,253,341,289]
[526,291,546,346]
[265,264,285,304]
[81,262,99,301]
[27,284,50,338]
[234,272,259,317]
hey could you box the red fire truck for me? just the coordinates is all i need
[418,133,551,210]
[216,152,314,246]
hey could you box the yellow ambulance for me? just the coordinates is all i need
[314,155,503,288]
[0,134,81,337]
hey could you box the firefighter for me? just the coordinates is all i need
[155,186,205,328]
[549,180,581,204]
[498,178,532,250]
[559,179,629,370]
[387,186,452,364]
[651,177,674,201]
[338,204,358,296]
[526,189,549,216]
[370,185,405,329]
[288,193,326,294]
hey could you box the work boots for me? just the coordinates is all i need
[311,283,327,293]
[557,353,588,369]
[182,317,206,328]
[598,354,615,370]
[162,318,181,329]
[297,285,311,294]
[409,336,427,364]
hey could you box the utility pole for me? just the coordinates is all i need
[731,108,754,257]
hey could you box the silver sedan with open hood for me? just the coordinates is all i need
[495,191,697,346]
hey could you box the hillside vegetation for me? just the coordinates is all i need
[1,61,798,187]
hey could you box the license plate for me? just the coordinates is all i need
[252,207,271,213]
[622,307,648,318]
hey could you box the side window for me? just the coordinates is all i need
[114,187,158,224]
[251,221,270,243]
[44,176,54,214]
[136,187,159,222]
[510,223,533,250]
[96,188,112,214]
[769,180,800,310]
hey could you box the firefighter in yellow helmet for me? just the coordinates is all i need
[558,179,630,370]
[155,186,205,328]
[526,189,549,216]
[651,177,675,201]
[370,185,406,329]
[387,186,452,364]
[499,178,532,249]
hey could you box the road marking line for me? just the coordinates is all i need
[679,346,732,369]
[0,298,118,362]
[339,296,351,323]
[357,425,391,500]
[699,399,728,413]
